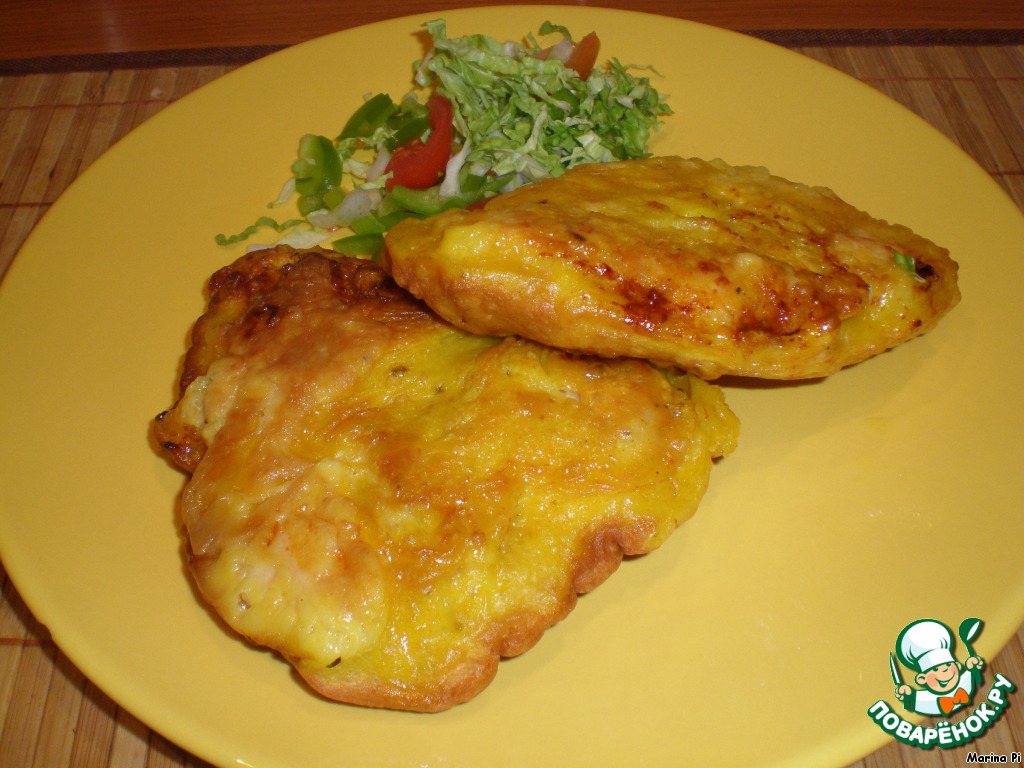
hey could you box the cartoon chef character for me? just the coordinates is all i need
[894,619,984,717]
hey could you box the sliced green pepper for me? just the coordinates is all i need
[385,185,467,216]
[292,134,343,215]
[292,134,342,196]
[332,232,385,257]
[296,193,327,217]
[349,209,421,235]
[384,115,430,151]
[384,170,511,217]
[322,188,347,210]
[338,93,397,140]
[461,169,514,196]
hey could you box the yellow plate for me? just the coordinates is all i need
[2,7,1022,767]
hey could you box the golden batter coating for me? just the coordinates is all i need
[382,156,960,379]
[152,246,738,712]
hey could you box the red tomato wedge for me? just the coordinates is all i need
[564,32,600,79]
[385,94,454,191]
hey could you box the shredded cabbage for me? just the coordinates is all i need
[421,19,671,190]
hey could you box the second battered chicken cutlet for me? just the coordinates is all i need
[152,246,738,712]
[382,156,960,379]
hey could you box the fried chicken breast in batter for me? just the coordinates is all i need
[382,156,960,379]
[152,246,738,712]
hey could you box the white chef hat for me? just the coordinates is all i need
[896,619,956,672]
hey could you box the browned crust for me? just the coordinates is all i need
[181,246,409,395]
[152,246,417,471]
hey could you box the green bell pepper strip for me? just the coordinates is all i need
[349,209,422,235]
[337,92,430,150]
[385,185,475,217]
[293,134,342,195]
[296,193,326,217]
[332,232,386,257]
[292,134,343,215]
[321,187,347,210]
[385,185,462,216]
[384,115,431,151]
[384,169,514,216]
[337,93,398,140]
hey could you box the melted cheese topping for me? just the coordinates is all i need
[154,248,738,711]
[384,156,960,379]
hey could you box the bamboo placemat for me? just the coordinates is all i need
[2,41,1023,768]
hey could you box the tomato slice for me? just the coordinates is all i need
[565,32,600,79]
[385,94,454,191]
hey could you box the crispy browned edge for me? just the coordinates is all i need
[298,518,660,712]
[152,246,410,472]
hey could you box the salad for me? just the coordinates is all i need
[218,20,672,257]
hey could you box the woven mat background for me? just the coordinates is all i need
[2,43,1023,767]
